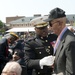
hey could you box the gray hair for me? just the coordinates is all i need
[3,33,12,39]
[2,61,22,75]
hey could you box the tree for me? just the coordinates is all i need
[0,20,6,35]
[0,20,4,28]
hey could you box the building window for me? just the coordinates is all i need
[30,19,32,21]
[22,19,25,21]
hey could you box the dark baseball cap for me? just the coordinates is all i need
[44,7,66,22]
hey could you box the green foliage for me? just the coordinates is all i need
[73,21,75,26]
[0,20,4,28]
[0,20,6,33]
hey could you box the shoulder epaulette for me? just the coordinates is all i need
[27,37,35,41]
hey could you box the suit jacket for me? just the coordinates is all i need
[0,38,9,74]
[54,29,75,75]
[0,38,9,63]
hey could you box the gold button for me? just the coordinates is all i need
[45,40,48,42]
[39,52,41,54]
[48,46,50,48]
[41,37,43,39]
[38,72,40,74]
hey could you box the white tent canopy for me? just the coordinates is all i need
[6,27,35,32]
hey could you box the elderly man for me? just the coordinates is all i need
[24,16,57,75]
[1,61,22,75]
[0,32,19,74]
[45,7,75,75]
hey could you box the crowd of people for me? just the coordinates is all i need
[0,7,75,75]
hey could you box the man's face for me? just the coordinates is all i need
[9,36,17,44]
[12,50,21,61]
[49,19,62,35]
[35,26,48,37]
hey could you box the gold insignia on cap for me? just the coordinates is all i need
[10,32,19,38]
[35,23,48,28]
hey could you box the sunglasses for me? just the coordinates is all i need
[49,21,60,27]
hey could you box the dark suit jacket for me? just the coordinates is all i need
[0,38,9,62]
[54,29,75,75]
[0,38,9,74]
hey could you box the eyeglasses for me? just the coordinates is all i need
[49,21,60,27]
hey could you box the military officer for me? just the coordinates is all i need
[0,32,19,74]
[24,16,57,75]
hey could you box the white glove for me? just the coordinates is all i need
[39,55,55,69]
[57,72,64,75]
[52,72,63,75]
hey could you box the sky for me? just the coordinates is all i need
[0,0,75,23]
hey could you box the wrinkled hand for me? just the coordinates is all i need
[39,55,55,69]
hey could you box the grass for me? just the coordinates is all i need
[0,36,2,39]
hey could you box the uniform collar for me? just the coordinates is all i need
[36,34,48,40]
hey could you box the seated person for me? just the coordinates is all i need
[12,49,24,61]
[12,49,28,75]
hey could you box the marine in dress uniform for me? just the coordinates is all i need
[0,32,19,74]
[24,16,57,75]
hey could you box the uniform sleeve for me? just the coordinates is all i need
[24,41,41,69]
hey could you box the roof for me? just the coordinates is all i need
[9,17,38,24]
[6,27,35,32]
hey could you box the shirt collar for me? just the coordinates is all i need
[59,26,68,40]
